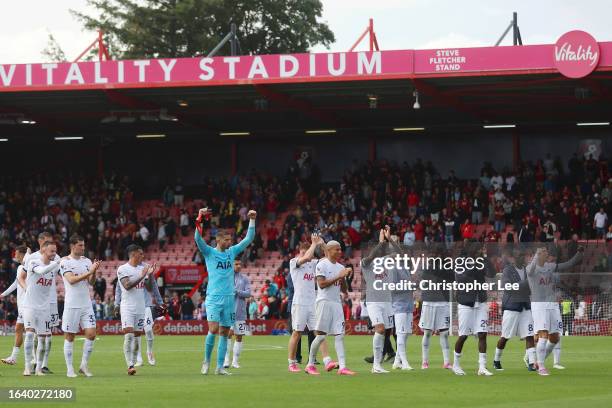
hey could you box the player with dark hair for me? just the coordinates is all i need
[117,244,157,375]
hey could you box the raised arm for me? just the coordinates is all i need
[230,210,257,255]
[556,248,584,272]
[31,260,60,275]
[526,250,539,277]
[194,208,214,256]
[362,228,389,267]
[296,234,322,266]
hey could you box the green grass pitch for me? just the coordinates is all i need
[0,335,611,407]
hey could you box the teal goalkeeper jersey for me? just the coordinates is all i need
[194,223,255,297]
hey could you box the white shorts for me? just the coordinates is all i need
[458,302,489,336]
[233,320,247,336]
[49,302,60,327]
[17,310,24,325]
[22,307,51,335]
[314,300,345,335]
[394,312,413,334]
[144,307,154,332]
[366,302,394,329]
[418,302,450,332]
[532,308,562,334]
[121,305,145,332]
[62,306,96,333]
[291,304,316,332]
[501,309,534,339]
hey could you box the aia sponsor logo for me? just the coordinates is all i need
[375,270,388,279]
[36,277,53,286]
[302,273,314,281]
[215,260,232,270]
[539,276,552,286]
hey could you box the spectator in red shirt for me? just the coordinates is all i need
[266,223,279,251]
[461,219,474,240]
[407,189,419,217]
[414,220,425,242]
[266,194,279,221]
[273,269,286,289]
[342,294,352,320]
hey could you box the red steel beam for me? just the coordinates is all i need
[253,84,352,128]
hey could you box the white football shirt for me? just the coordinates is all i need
[23,258,58,309]
[117,262,146,312]
[27,250,60,303]
[289,258,317,306]
[60,256,93,308]
[315,258,344,304]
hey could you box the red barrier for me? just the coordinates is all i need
[1,319,610,335]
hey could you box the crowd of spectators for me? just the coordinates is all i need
[2,151,612,323]
[272,153,612,259]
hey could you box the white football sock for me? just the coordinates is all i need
[11,346,20,360]
[397,333,409,366]
[133,335,140,364]
[81,339,94,367]
[323,356,332,366]
[553,339,561,365]
[135,336,142,362]
[123,333,134,367]
[478,352,487,370]
[545,340,556,360]
[224,339,232,365]
[373,332,384,366]
[527,347,536,365]
[24,332,35,372]
[335,335,346,370]
[453,351,462,368]
[36,336,46,370]
[421,329,431,362]
[64,340,74,373]
[145,329,154,354]
[307,335,325,366]
[439,330,450,364]
[494,347,503,362]
[232,341,242,364]
[42,335,52,368]
[536,337,547,367]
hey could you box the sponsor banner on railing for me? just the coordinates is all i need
[161,265,205,284]
[1,319,609,335]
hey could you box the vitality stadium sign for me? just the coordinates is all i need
[0,31,610,92]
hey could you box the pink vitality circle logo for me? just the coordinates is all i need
[554,30,600,78]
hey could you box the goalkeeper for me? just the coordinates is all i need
[195,207,257,375]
